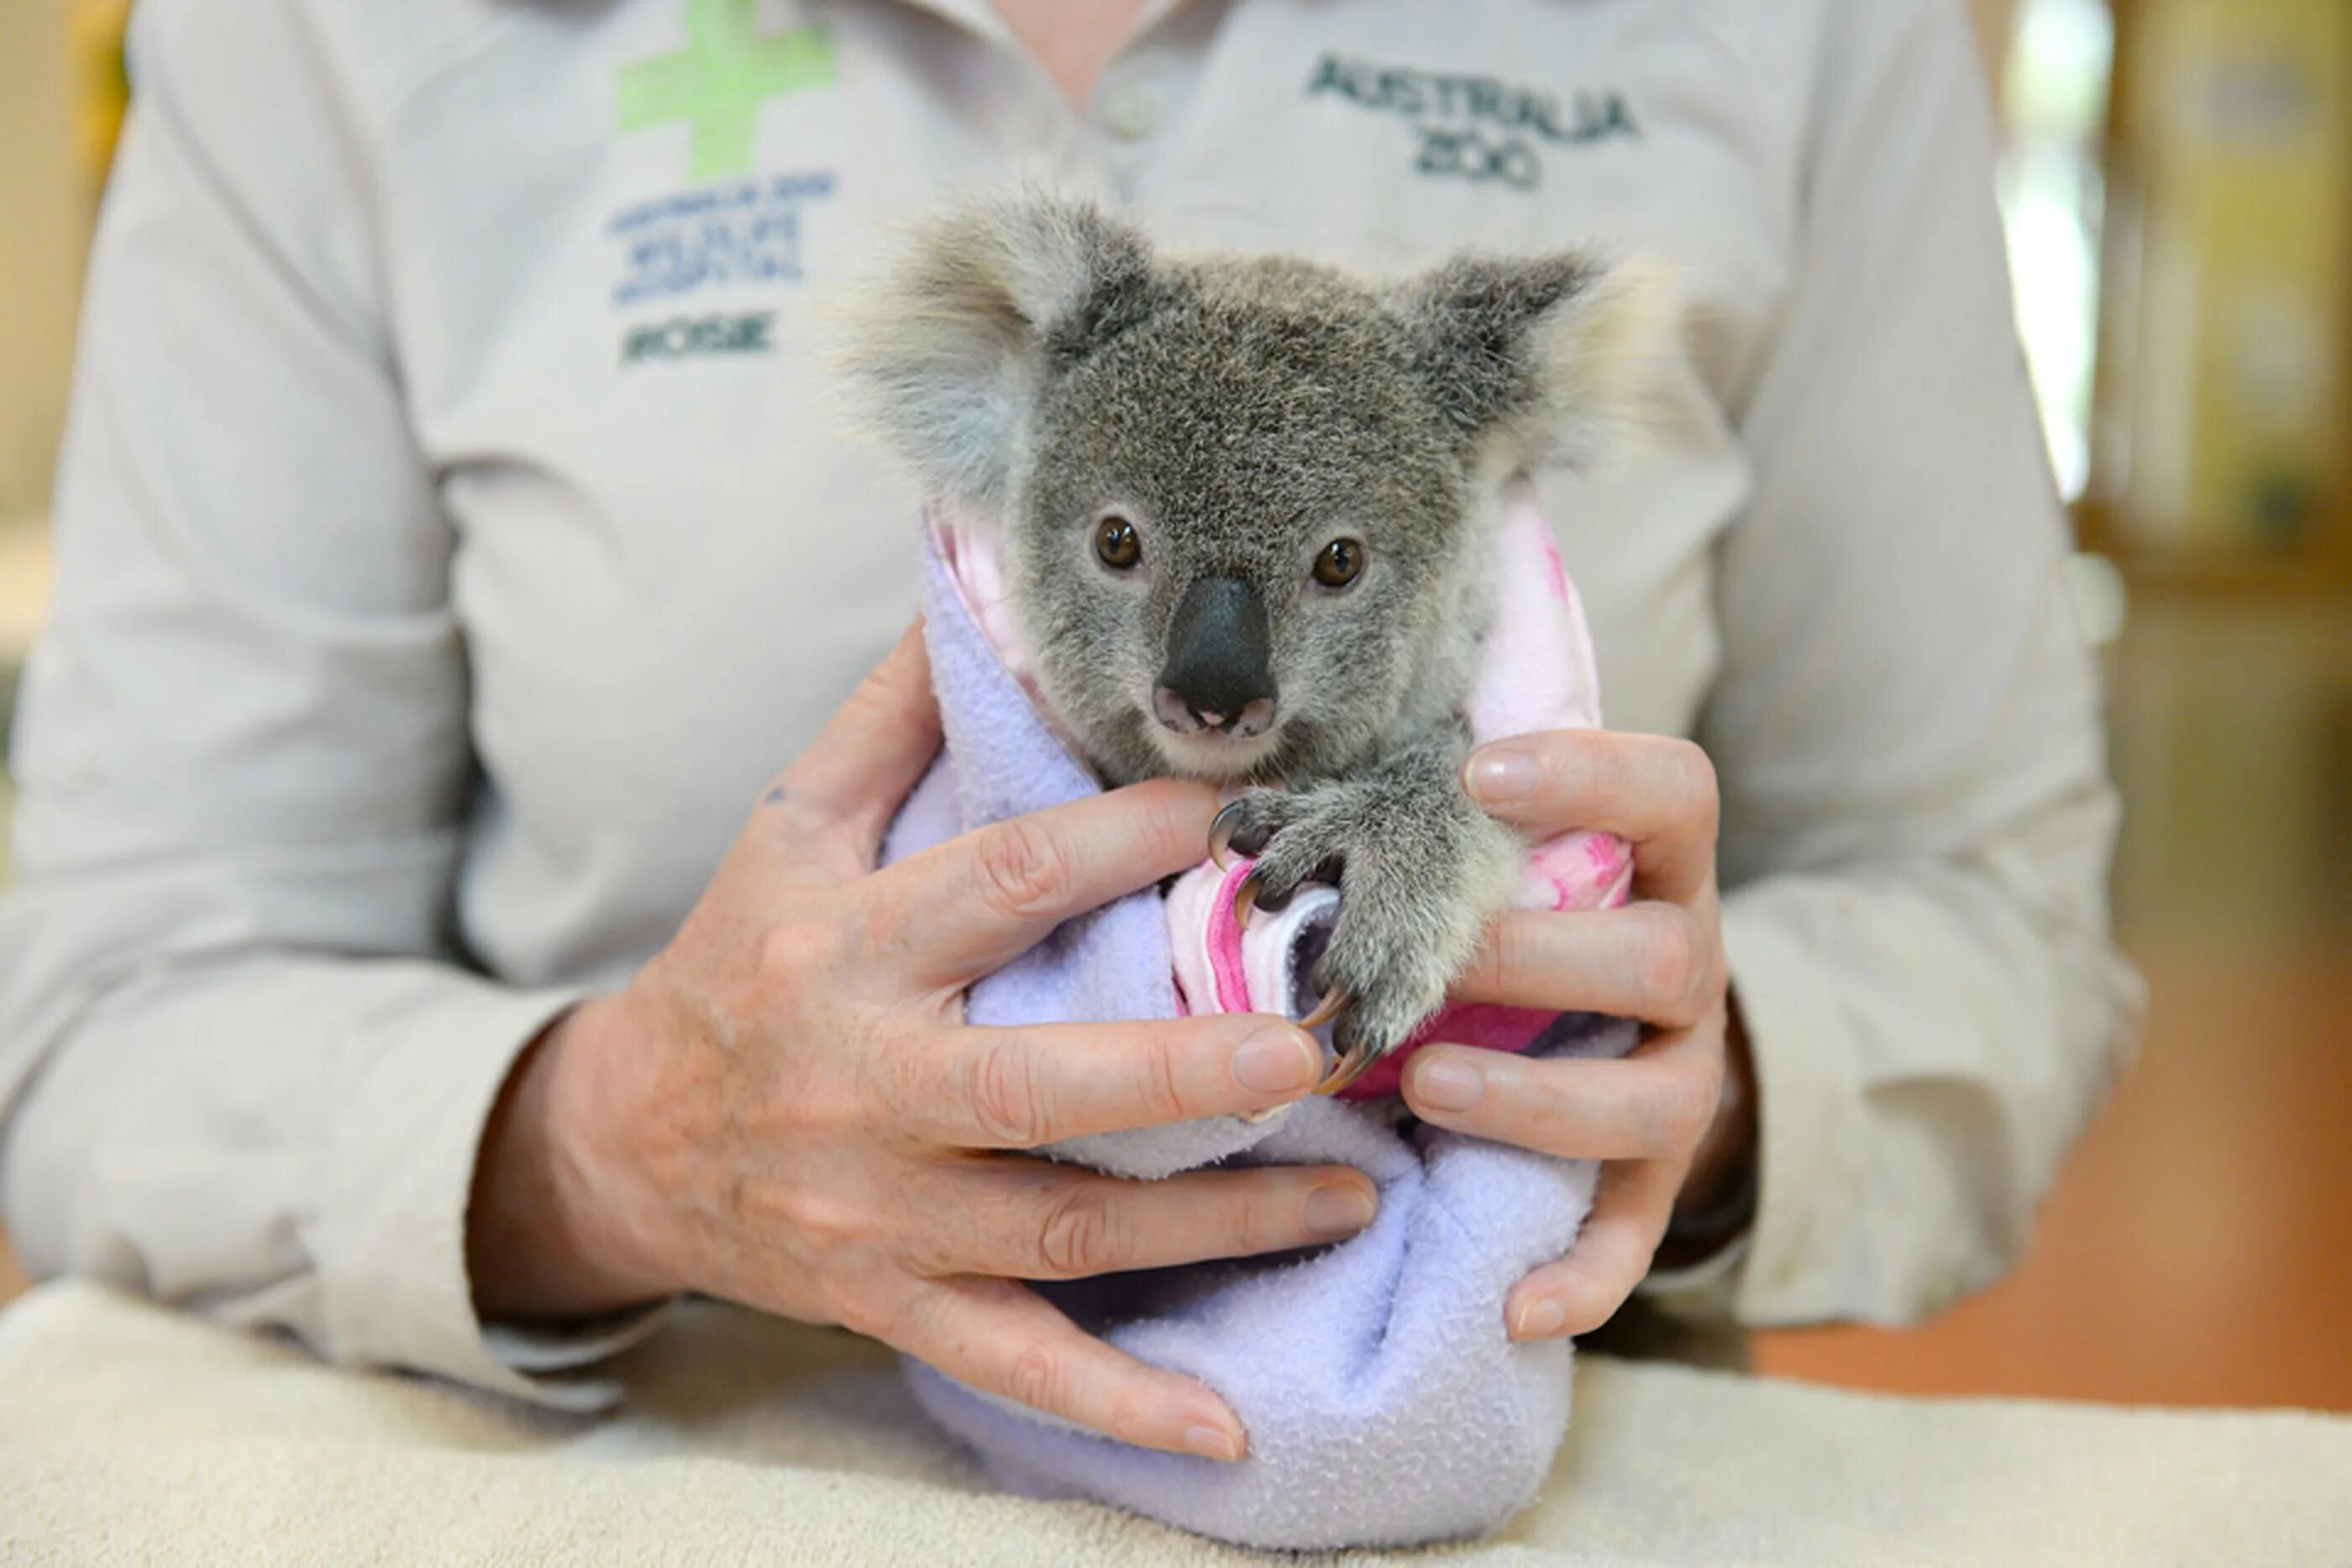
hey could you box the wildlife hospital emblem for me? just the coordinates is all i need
[617,0,835,180]
[608,0,839,363]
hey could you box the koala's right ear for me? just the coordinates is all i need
[831,194,1159,511]
[1402,252,1680,475]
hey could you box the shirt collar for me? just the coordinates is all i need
[835,0,1191,53]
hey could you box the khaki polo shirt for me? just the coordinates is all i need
[0,0,2141,1406]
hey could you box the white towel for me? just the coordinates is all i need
[3,1280,2348,1566]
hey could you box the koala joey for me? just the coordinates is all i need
[839,194,1668,1092]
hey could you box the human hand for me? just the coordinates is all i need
[468,626,1374,1459]
[1398,730,1754,1341]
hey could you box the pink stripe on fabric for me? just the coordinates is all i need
[1206,861,1255,1013]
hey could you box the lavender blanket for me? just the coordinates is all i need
[879,505,1635,1552]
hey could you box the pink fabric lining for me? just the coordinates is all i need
[1205,862,1255,1015]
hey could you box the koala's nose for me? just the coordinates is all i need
[1156,576,1278,739]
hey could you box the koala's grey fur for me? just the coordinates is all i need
[838,194,1667,1065]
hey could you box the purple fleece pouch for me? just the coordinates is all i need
[878,518,1637,1552]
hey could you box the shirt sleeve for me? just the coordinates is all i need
[1646,0,2145,1325]
[0,0,660,1408]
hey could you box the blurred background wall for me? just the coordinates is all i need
[0,0,86,526]
[1759,0,2352,1412]
[0,1,2346,1402]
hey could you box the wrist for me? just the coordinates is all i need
[468,990,676,1320]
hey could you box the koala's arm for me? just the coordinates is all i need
[1224,722,1523,1061]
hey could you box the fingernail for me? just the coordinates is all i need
[1414,1056,1487,1114]
[1184,1423,1244,1462]
[1467,747,1540,803]
[1303,1182,1377,1240]
[1232,1025,1320,1096]
[1513,1297,1569,1340]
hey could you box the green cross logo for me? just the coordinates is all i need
[617,0,837,181]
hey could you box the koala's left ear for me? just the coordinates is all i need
[1403,253,1681,472]
[830,193,1161,512]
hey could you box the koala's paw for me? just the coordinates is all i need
[1209,789,1326,889]
[1216,783,1518,1087]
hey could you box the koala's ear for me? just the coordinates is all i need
[1403,253,1679,471]
[832,194,1158,511]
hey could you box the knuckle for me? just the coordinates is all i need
[1004,1340,1068,1418]
[1649,1070,1718,1153]
[719,1169,860,1254]
[1140,1031,1192,1124]
[1665,740,1721,831]
[1630,907,1698,1015]
[1139,783,1210,858]
[775,1184,869,1257]
[852,1287,927,1350]
[764,796,874,882]
[973,818,1074,921]
[755,910,845,992]
[1573,732,1633,807]
[1215,1183,1272,1253]
[868,1036,932,1130]
[965,1036,1047,1147]
[1483,910,1540,985]
[1036,1185,1127,1278]
[1234,1192,1272,1254]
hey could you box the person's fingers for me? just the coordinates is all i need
[1451,904,1719,1023]
[765,621,944,863]
[887,1015,1325,1149]
[874,779,1222,987]
[1462,730,1719,905]
[884,1276,1250,1459]
[1399,1025,1721,1162]
[927,1161,1378,1281]
[1503,1155,1683,1340]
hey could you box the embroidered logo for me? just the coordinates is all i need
[1304,53,1636,191]
[617,0,837,181]
[622,311,777,364]
[607,170,837,307]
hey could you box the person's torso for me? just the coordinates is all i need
[330,0,1815,984]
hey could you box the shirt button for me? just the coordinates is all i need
[1100,81,1160,142]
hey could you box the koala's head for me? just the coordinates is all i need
[838,195,1668,784]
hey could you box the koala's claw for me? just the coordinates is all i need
[1231,869,1264,931]
[1212,770,1508,1096]
[1299,985,1352,1033]
[1315,1038,1379,1097]
[1232,863,1308,931]
[1206,800,1247,871]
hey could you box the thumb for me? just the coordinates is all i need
[770,620,942,858]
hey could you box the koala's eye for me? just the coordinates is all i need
[1311,538,1366,590]
[1094,515,1143,571]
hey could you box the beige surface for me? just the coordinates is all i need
[1760,934,2352,1412]
[3,1279,2348,1567]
